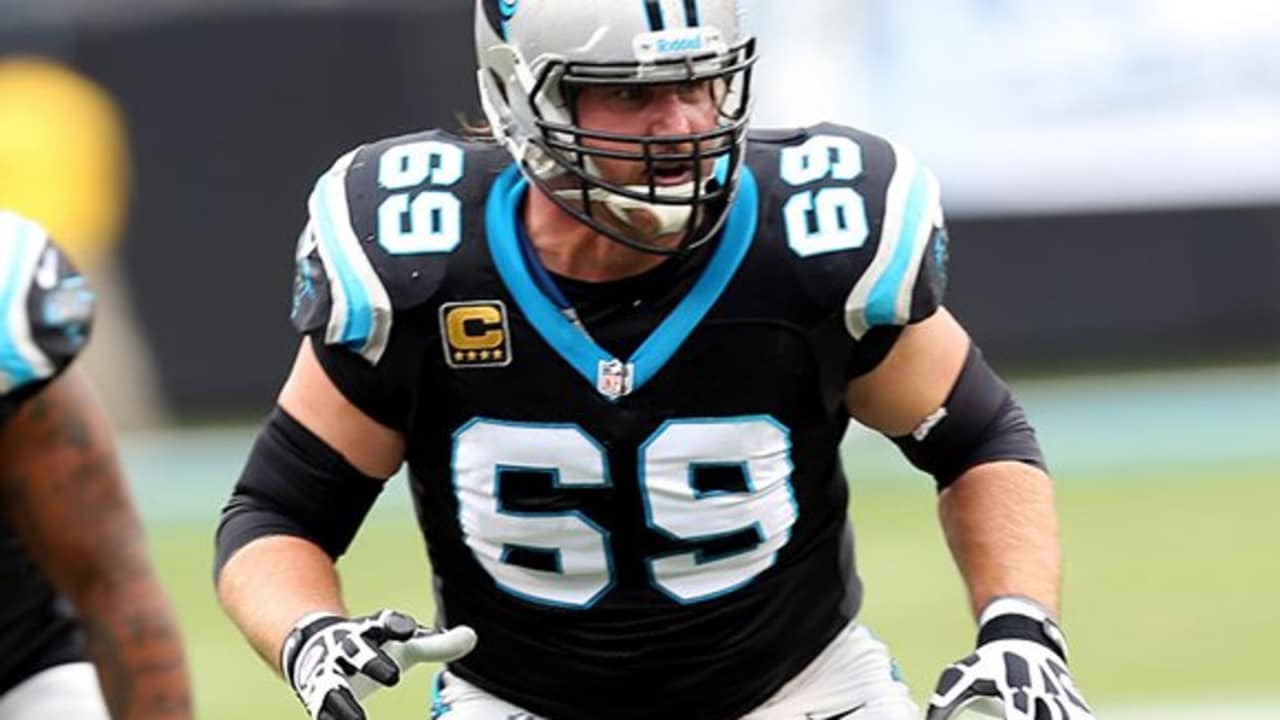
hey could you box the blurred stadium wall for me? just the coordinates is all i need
[0,51,167,429]
[2,0,1277,421]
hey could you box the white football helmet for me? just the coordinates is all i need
[475,0,757,254]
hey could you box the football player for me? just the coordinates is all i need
[0,210,192,719]
[215,1,1094,718]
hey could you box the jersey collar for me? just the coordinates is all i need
[485,164,759,401]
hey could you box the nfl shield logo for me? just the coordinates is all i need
[596,359,635,399]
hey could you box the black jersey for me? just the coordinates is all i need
[292,124,947,720]
[0,211,96,694]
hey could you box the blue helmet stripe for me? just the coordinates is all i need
[644,0,665,30]
[683,0,700,26]
[498,0,518,40]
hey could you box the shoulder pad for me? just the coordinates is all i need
[0,211,95,396]
[747,124,947,339]
[291,129,509,364]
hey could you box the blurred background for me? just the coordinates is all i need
[2,0,1277,717]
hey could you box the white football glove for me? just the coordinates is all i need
[281,609,477,720]
[926,598,1093,720]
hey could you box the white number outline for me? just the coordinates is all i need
[452,419,616,609]
[376,140,465,255]
[451,416,798,608]
[639,416,798,604]
[780,135,869,257]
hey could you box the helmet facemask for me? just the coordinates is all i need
[482,31,757,256]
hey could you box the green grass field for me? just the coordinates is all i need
[145,463,1280,718]
[130,365,1280,718]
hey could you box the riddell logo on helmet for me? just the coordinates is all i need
[634,28,724,61]
[657,36,704,54]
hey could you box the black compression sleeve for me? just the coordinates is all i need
[213,407,384,579]
[891,343,1047,490]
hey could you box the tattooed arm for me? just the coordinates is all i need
[0,368,192,719]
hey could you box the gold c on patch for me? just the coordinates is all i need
[439,301,513,368]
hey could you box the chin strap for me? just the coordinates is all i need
[553,179,708,237]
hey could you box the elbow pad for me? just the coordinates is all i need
[214,407,385,580]
[891,344,1046,490]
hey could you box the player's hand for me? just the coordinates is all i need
[281,609,477,720]
[926,598,1093,720]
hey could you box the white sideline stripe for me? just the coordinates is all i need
[1102,702,1280,719]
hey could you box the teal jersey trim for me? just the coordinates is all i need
[309,171,373,347]
[865,166,932,327]
[485,165,759,399]
[0,218,38,386]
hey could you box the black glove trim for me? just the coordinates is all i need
[977,613,1068,662]
[282,613,344,686]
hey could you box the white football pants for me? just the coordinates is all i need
[0,662,109,720]
[432,621,919,719]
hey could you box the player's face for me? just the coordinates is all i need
[574,80,722,190]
